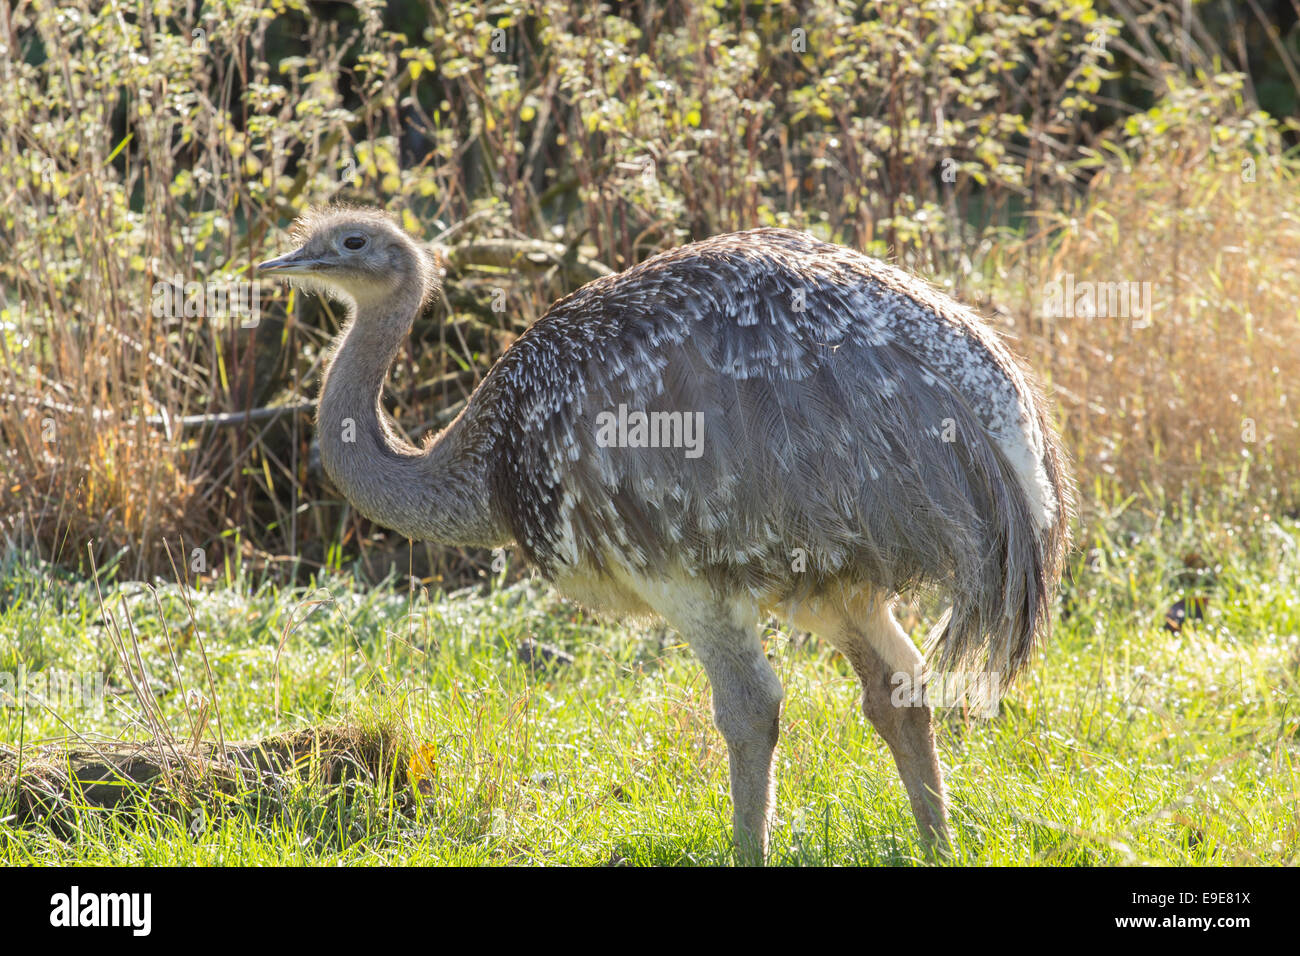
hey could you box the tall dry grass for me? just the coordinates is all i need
[999,81,1300,510]
[1,0,1297,583]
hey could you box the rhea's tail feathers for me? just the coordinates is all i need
[922,397,1074,705]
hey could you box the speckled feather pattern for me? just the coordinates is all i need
[453,228,1072,679]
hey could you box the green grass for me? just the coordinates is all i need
[1,495,1297,866]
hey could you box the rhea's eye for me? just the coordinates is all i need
[342,234,367,251]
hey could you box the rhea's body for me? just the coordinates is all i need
[262,213,1073,861]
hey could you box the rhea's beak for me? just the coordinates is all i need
[256,248,327,276]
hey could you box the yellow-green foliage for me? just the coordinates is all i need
[0,0,1296,580]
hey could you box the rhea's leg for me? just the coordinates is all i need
[660,596,783,865]
[832,598,953,854]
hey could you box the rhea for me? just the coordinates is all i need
[258,208,1073,863]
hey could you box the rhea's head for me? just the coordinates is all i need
[256,207,438,310]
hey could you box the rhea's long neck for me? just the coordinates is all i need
[316,287,505,548]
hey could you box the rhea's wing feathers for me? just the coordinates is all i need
[488,230,1037,620]
[475,228,1070,686]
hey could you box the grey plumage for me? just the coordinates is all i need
[258,209,1075,862]
[478,228,1071,685]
